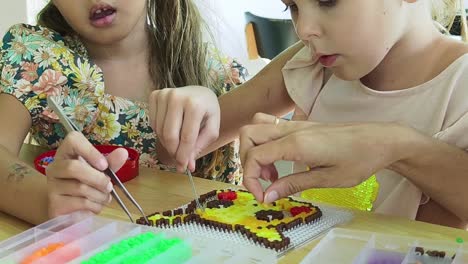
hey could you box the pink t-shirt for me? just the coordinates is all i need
[282,47,468,219]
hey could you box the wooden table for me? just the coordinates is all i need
[1,144,467,263]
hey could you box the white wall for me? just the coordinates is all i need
[1,0,284,61]
[2,0,467,59]
[0,0,47,36]
[195,0,290,61]
[0,0,28,36]
[27,0,48,25]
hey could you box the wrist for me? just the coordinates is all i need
[385,123,430,172]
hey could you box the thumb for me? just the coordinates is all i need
[263,169,330,203]
[105,148,129,172]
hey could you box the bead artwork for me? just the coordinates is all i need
[137,189,322,251]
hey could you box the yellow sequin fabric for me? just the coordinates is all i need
[301,175,379,211]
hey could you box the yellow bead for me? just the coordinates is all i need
[301,175,379,211]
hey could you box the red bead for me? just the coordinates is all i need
[217,191,237,201]
[290,206,311,216]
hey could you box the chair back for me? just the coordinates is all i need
[245,12,299,60]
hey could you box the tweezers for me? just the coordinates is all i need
[47,96,149,224]
[186,169,204,212]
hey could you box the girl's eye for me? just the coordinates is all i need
[283,3,298,12]
[283,0,337,12]
[317,0,337,7]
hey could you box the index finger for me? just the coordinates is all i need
[239,121,313,166]
[242,136,299,201]
[55,132,108,171]
[47,160,112,194]
[175,104,203,172]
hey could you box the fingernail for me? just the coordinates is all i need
[264,191,279,204]
[106,182,113,192]
[108,195,112,204]
[98,158,108,171]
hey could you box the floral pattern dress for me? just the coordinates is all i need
[0,24,247,185]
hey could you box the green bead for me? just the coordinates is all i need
[82,232,191,264]
[456,237,464,244]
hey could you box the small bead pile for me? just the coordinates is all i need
[39,156,54,168]
[82,232,191,264]
[21,243,64,264]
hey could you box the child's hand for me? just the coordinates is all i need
[46,132,128,218]
[240,117,404,203]
[148,86,220,172]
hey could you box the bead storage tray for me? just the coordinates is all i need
[300,228,468,264]
[0,212,277,264]
[139,192,354,257]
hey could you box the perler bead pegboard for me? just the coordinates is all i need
[137,189,353,254]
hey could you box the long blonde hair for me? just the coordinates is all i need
[432,0,467,41]
[37,0,212,90]
[37,1,230,176]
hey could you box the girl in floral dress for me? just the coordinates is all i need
[0,0,246,223]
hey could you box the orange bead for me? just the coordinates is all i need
[21,243,65,264]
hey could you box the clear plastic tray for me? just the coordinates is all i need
[300,228,468,264]
[0,212,277,264]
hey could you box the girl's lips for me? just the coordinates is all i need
[89,4,117,28]
[318,54,339,67]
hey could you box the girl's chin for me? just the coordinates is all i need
[329,67,363,82]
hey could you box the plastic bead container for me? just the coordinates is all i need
[0,212,277,264]
[34,145,139,183]
[301,228,468,264]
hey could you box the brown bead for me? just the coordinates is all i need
[174,208,183,215]
[276,223,285,231]
[155,219,164,226]
[415,247,424,255]
[161,218,170,226]
[173,216,182,226]
[162,210,172,217]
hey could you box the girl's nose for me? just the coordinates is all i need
[295,12,322,41]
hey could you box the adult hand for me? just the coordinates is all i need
[240,115,404,203]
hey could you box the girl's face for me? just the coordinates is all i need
[283,0,409,80]
[52,0,147,44]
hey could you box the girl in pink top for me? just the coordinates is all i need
[154,0,468,228]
